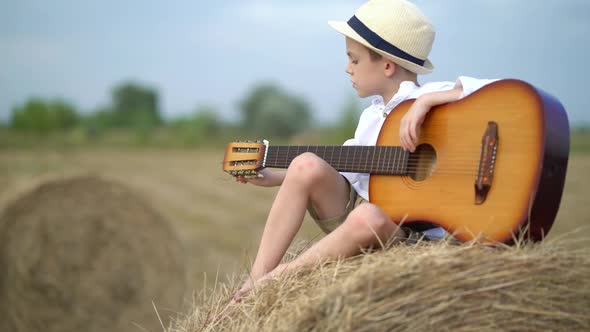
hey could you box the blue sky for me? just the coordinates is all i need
[1,0,589,124]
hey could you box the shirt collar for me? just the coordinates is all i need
[371,81,419,115]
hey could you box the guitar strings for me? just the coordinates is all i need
[230,152,502,170]
[228,160,510,177]
[265,152,495,173]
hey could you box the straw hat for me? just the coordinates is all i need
[329,0,435,74]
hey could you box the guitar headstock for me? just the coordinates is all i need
[223,140,268,176]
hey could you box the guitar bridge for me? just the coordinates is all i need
[475,122,498,205]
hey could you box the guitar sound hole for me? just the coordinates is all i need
[407,144,437,181]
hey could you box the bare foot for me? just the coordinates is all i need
[231,264,288,303]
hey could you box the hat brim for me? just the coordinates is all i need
[328,20,434,75]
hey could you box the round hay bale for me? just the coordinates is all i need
[0,175,186,332]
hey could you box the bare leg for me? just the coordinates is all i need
[284,203,405,268]
[233,153,351,301]
[247,203,406,290]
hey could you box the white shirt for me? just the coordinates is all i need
[340,76,497,239]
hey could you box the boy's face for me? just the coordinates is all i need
[345,37,390,98]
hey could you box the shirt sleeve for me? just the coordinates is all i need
[455,76,499,99]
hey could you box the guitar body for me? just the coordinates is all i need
[370,79,569,243]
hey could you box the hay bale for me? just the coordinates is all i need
[0,175,186,332]
[177,240,590,332]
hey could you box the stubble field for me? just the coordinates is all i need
[0,148,588,315]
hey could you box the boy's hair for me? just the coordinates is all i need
[367,47,383,61]
[366,45,413,75]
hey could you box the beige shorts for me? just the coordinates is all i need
[307,180,366,234]
[307,179,435,243]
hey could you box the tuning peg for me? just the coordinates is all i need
[245,171,262,179]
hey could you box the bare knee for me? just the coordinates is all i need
[286,152,331,188]
[344,204,401,244]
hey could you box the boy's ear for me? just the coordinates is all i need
[383,59,397,78]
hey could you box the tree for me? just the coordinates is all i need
[170,105,222,145]
[337,96,362,136]
[111,82,162,128]
[239,83,312,138]
[11,98,78,134]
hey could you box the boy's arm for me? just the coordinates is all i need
[399,87,462,152]
[400,76,498,152]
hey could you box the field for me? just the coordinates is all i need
[0,148,589,330]
[0,149,323,292]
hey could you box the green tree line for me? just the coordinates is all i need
[2,80,363,147]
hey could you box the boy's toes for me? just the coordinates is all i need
[231,287,249,303]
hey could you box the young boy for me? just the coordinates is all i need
[231,0,495,302]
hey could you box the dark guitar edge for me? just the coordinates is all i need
[524,82,570,242]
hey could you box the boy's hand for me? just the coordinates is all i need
[400,87,462,153]
[399,97,431,153]
[235,168,284,187]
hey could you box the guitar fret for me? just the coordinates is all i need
[383,146,391,174]
[365,147,370,173]
[354,147,358,173]
[386,146,394,174]
[386,147,389,174]
[378,147,383,174]
[395,148,404,174]
[378,146,383,174]
[376,146,383,173]
[372,146,376,173]
[383,147,388,174]
[404,149,409,174]
[360,146,365,173]
[393,147,398,175]
[343,146,349,172]
[358,147,365,173]
[340,146,344,170]
[362,147,366,172]
[400,148,404,174]
[330,146,334,167]
[391,147,397,174]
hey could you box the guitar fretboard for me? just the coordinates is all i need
[265,146,409,175]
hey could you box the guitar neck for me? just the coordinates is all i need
[265,145,409,175]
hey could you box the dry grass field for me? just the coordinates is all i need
[0,149,323,293]
[0,148,589,330]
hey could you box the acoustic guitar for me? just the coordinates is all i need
[222,79,569,243]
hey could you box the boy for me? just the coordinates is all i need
[231,0,494,302]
